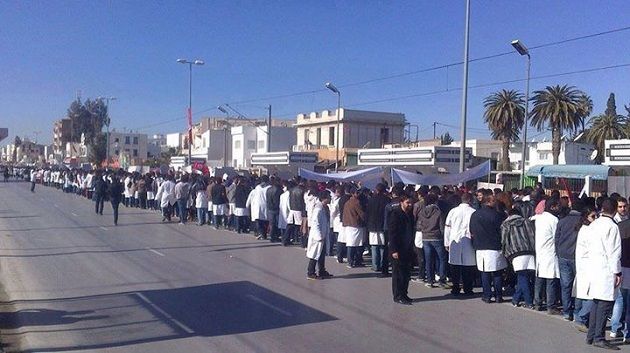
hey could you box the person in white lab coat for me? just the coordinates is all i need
[246,175,271,239]
[530,197,561,314]
[573,207,597,332]
[306,191,334,280]
[279,180,291,245]
[444,193,477,295]
[582,198,622,349]
[155,174,176,222]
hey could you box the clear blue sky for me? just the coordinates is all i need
[2,0,630,146]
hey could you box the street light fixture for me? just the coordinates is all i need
[177,58,205,167]
[325,82,341,172]
[511,39,531,189]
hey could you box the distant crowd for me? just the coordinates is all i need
[19,166,630,350]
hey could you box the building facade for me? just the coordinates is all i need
[108,131,148,165]
[53,118,73,156]
[294,109,406,166]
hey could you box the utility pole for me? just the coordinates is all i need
[459,0,471,173]
[433,122,437,140]
[267,105,272,153]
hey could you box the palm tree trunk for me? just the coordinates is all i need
[502,137,510,171]
[552,125,561,165]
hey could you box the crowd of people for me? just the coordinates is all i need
[21,166,630,350]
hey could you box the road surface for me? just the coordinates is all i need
[0,181,605,352]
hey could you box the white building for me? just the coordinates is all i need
[166,133,183,149]
[148,134,167,158]
[509,140,594,170]
[358,146,473,174]
[192,128,231,168]
[294,109,406,166]
[450,139,502,161]
[231,125,297,169]
[108,131,148,165]
[604,139,630,166]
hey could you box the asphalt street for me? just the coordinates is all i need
[0,181,611,352]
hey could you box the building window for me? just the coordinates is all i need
[133,149,138,157]
[234,140,241,149]
[539,152,549,160]
[380,128,390,146]
[258,140,265,149]
[329,127,335,146]
[316,128,321,147]
[125,136,130,144]
[247,140,256,150]
[304,129,310,145]
[133,136,138,145]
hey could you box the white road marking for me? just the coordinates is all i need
[134,292,194,334]
[71,212,78,216]
[99,226,108,231]
[147,248,165,257]
[245,294,292,317]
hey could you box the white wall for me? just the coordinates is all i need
[257,126,297,153]
[166,133,182,148]
[231,126,258,168]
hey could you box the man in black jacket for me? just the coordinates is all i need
[555,198,583,320]
[266,177,283,243]
[107,173,124,226]
[388,194,415,305]
[287,179,306,245]
[93,171,107,216]
[470,193,508,303]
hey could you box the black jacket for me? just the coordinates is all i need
[211,184,227,205]
[387,207,415,260]
[289,186,306,213]
[367,193,390,232]
[234,184,250,209]
[470,205,506,251]
[108,180,124,203]
[501,214,535,261]
[384,197,401,232]
[555,210,581,260]
[266,185,282,212]
[93,178,108,197]
[618,219,630,268]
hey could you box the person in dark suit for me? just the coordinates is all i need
[108,173,124,226]
[388,194,415,305]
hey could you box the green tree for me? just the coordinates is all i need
[88,133,107,166]
[66,98,109,145]
[605,93,617,116]
[530,85,587,165]
[440,132,453,145]
[483,89,525,171]
[585,113,627,162]
[577,93,593,132]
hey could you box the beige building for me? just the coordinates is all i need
[294,109,406,166]
[108,131,148,165]
[53,118,73,156]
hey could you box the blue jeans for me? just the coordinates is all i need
[481,271,503,300]
[197,207,207,225]
[326,231,337,256]
[534,277,558,310]
[177,199,187,223]
[611,287,628,334]
[371,245,385,271]
[423,240,447,284]
[558,258,576,318]
[513,270,534,306]
[575,298,592,326]
[347,246,362,267]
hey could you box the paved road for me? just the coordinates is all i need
[0,181,608,352]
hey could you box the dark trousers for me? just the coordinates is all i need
[111,201,120,225]
[587,299,614,343]
[381,232,390,274]
[307,246,326,276]
[558,258,576,317]
[534,277,558,310]
[336,242,347,263]
[94,195,104,215]
[326,231,337,256]
[138,195,147,209]
[481,270,503,300]
[451,265,475,293]
[30,181,35,192]
[268,211,280,241]
[391,257,411,300]
[257,220,269,239]
[414,246,425,280]
[236,216,248,233]
[162,205,172,221]
[513,270,534,306]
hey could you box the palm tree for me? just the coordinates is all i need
[576,93,593,132]
[585,114,627,162]
[529,85,586,164]
[483,89,525,171]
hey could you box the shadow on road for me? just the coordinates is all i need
[1,281,337,352]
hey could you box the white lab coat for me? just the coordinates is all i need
[195,190,208,209]
[531,211,560,279]
[305,191,318,227]
[575,224,591,299]
[444,203,476,266]
[279,190,290,230]
[577,216,621,301]
[123,176,133,198]
[330,195,343,234]
[306,201,329,260]
[155,180,176,208]
[246,183,270,221]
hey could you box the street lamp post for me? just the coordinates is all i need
[511,39,531,189]
[98,96,117,168]
[325,82,341,172]
[458,0,471,173]
[177,58,205,166]
[218,106,230,168]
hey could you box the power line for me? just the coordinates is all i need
[132,25,630,131]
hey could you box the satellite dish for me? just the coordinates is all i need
[590,150,598,161]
